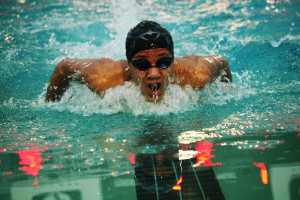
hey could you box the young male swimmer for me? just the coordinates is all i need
[45,20,232,102]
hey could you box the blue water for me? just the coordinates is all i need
[0,0,299,200]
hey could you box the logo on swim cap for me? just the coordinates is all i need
[126,21,174,61]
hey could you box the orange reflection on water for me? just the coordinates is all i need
[16,147,48,176]
[126,152,135,165]
[253,162,268,184]
[172,176,183,190]
[196,142,222,167]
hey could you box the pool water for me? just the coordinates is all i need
[0,0,299,199]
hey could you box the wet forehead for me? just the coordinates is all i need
[132,48,172,60]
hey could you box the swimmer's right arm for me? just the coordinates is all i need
[45,58,81,102]
[45,57,130,102]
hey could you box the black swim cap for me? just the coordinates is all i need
[126,21,174,61]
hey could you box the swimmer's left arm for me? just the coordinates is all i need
[205,54,232,83]
[173,55,232,90]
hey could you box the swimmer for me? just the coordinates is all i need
[45,20,232,102]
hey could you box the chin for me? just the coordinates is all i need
[140,84,166,102]
[143,91,164,102]
[146,95,163,102]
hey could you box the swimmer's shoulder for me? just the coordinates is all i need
[86,58,129,79]
[172,55,213,89]
[174,54,226,67]
[78,58,130,92]
[63,57,127,75]
[61,57,125,68]
[172,54,231,89]
[173,55,212,73]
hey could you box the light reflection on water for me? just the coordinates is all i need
[0,0,299,199]
[1,129,299,199]
[1,117,299,199]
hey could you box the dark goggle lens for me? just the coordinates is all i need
[132,57,173,71]
[132,59,150,71]
[156,57,173,69]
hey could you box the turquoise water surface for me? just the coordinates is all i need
[1,0,299,200]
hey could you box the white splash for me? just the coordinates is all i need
[36,70,256,116]
[37,82,200,116]
[199,70,257,106]
[270,33,300,48]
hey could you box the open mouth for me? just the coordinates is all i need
[148,83,161,92]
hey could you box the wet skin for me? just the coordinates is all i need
[45,48,232,102]
[129,48,173,102]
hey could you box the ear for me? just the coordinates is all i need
[126,61,135,81]
[127,61,133,72]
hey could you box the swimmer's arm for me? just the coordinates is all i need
[45,58,99,102]
[173,55,232,90]
[45,58,129,102]
[208,55,232,83]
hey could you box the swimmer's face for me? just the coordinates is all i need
[129,48,173,102]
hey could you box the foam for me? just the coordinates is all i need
[37,82,200,116]
[199,71,256,106]
[36,70,256,116]
[45,0,138,64]
[270,33,300,48]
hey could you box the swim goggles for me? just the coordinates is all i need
[131,57,173,71]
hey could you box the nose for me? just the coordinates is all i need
[146,67,161,81]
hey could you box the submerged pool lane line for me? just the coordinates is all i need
[134,152,225,200]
